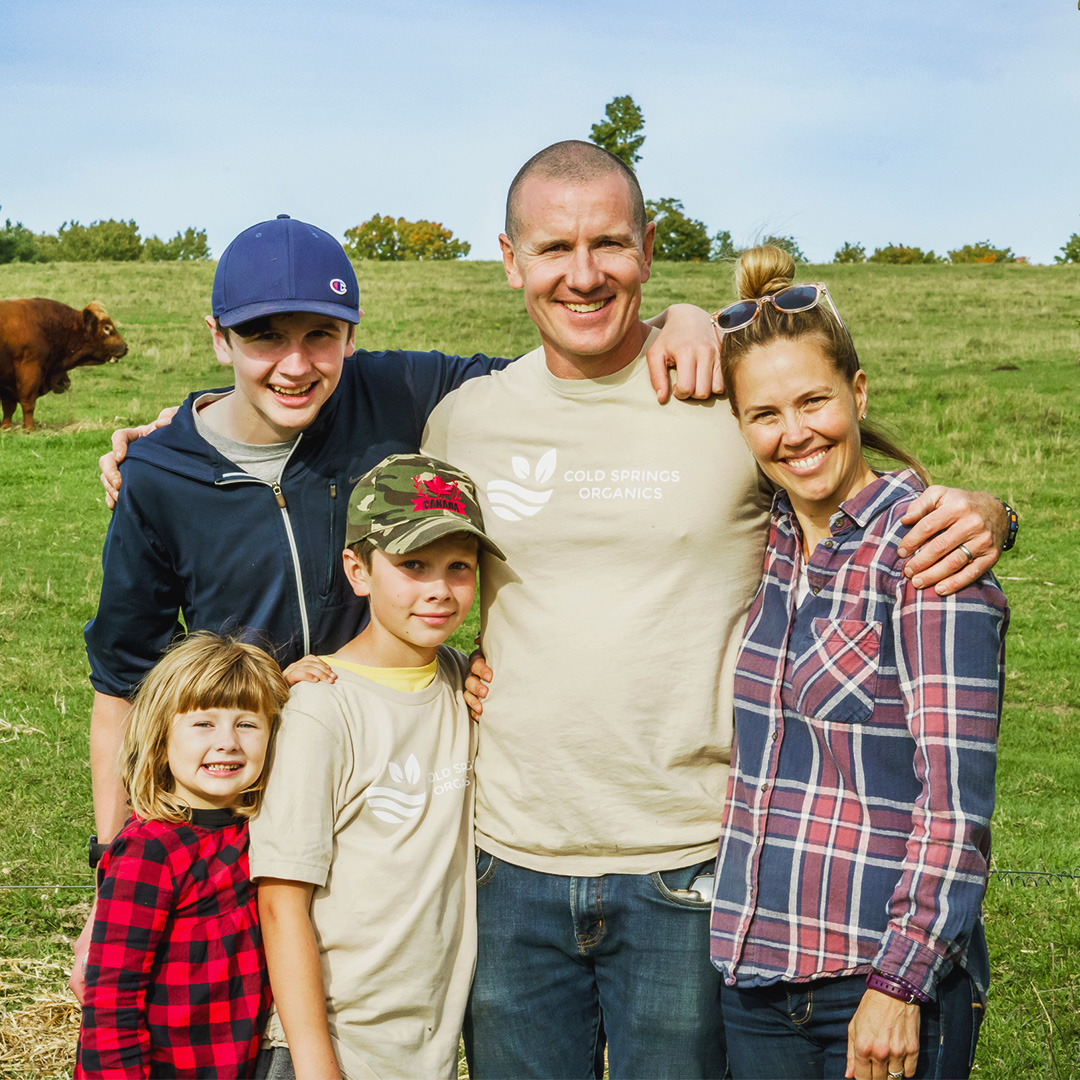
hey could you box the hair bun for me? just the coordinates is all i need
[736,245,796,300]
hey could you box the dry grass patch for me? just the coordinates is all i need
[0,956,78,1079]
[0,720,45,744]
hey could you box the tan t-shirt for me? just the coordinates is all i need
[423,330,772,876]
[249,647,475,1080]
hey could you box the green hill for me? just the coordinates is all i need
[1,258,1077,1076]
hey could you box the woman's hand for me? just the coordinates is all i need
[99,406,180,508]
[845,988,920,1079]
[69,902,96,1004]
[283,655,337,686]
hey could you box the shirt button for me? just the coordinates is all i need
[771,731,779,742]
[812,586,820,595]
[760,782,768,792]
[823,539,834,549]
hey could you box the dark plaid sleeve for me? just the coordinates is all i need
[77,831,174,1078]
[877,572,1007,993]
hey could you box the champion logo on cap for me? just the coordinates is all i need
[330,278,348,295]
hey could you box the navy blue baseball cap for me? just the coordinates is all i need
[212,214,360,328]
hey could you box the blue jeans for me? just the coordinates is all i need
[721,966,983,1079]
[464,851,727,1079]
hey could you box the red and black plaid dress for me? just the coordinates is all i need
[76,808,270,1079]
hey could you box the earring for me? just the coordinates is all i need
[861,413,867,420]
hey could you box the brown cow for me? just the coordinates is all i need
[0,298,129,431]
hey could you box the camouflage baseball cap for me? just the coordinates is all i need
[346,453,506,560]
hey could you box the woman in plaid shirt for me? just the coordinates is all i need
[709,247,1008,1080]
[76,634,290,1079]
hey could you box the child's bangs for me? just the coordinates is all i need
[162,635,289,721]
[173,650,288,721]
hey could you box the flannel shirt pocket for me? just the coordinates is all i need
[788,619,882,724]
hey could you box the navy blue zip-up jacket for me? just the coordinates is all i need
[85,348,510,698]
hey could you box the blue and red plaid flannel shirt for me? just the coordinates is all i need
[710,470,1007,1003]
[76,808,270,1079]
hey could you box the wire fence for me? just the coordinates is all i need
[987,867,1080,886]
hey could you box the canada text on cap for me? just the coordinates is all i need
[346,454,506,561]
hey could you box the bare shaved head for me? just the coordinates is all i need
[505,140,647,244]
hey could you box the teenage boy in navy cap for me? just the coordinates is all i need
[82,215,499,848]
[75,213,719,998]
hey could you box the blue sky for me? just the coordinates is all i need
[2,0,1078,263]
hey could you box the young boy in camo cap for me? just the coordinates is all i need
[248,453,505,1080]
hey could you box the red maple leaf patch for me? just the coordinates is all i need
[412,473,467,515]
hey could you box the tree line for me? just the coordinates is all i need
[0,207,470,265]
[342,215,470,261]
[835,240,1027,265]
[831,233,1075,265]
[0,212,210,264]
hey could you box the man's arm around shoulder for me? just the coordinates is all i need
[898,486,1010,595]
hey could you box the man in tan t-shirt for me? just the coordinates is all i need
[423,140,1009,1080]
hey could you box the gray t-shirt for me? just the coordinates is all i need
[193,392,297,483]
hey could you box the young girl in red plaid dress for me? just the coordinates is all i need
[75,633,290,1079]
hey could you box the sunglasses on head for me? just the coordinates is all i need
[710,283,847,337]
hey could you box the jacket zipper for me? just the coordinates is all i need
[217,435,310,654]
[269,480,310,653]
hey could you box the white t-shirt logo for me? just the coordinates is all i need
[487,449,556,522]
[369,754,425,824]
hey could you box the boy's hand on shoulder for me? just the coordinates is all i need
[99,406,180,510]
[464,647,492,721]
[283,656,338,687]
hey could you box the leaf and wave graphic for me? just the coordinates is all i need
[487,449,557,522]
[370,754,425,824]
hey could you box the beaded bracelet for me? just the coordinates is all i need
[866,969,931,1005]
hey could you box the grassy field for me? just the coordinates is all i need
[1,257,1078,1077]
